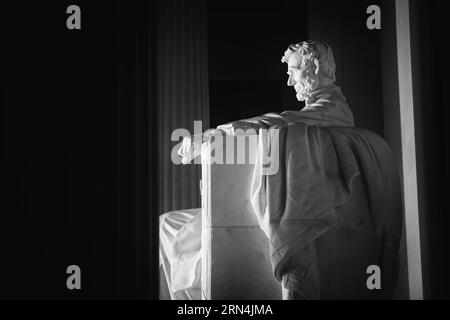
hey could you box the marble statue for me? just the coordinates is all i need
[160,41,402,300]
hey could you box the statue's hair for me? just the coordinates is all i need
[281,41,336,83]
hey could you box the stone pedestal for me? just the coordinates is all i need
[200,134,281,299]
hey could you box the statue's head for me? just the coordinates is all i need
[281,41,336,101]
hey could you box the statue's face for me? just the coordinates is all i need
[286,53,310,101]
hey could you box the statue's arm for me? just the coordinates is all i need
[178,112,292,164]
[217,112,290,135]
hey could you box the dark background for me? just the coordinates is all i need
[1,1,154,299]
[1,0,449,299]
[408,0,450,300]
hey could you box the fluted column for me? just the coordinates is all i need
[156,0,210,214]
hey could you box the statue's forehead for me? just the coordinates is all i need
[287,53,302,68]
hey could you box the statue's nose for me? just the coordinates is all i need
[287,76,295,86]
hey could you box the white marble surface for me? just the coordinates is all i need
[201,136,281,299]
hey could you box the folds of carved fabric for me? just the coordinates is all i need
[280,242,321,300]
[159,209,202,300]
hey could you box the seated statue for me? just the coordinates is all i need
[160,41,402,300]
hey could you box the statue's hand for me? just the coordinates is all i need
[177,135,202,164]
[177,130,224,164]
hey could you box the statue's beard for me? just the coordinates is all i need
[294,82,311,101]
[294,74,318,102]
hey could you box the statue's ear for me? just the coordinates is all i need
[313,58,320,75]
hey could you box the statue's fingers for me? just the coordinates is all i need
[181,153,193,164]
[177,142,186,157]
[177,144,183,157]
[182,140,190,155]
